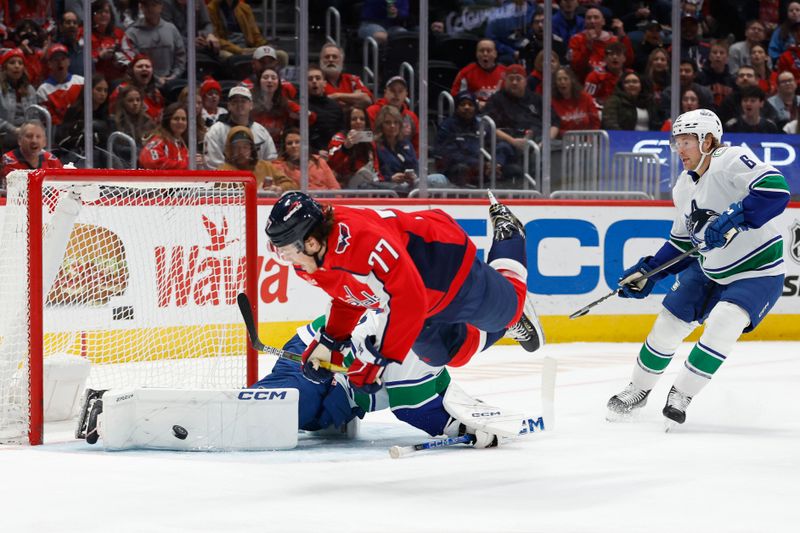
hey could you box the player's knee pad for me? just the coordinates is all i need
[647,307,695,355]
[698,301,750,355]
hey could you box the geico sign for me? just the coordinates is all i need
[524,218,674,295]
[633,139,796,167]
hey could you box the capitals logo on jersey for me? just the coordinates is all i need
[342,285,380,308]
[686,199,719,249]
[790,220,800,265]
[335,223,351,254]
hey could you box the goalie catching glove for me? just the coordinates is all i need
[301,328,349,383]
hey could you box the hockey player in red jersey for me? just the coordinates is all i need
[265,191,545,392]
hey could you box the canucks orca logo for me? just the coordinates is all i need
[685,199,719,248]
[790,220,800,265]
[335,223,351,254]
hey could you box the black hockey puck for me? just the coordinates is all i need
[172,425,188,440]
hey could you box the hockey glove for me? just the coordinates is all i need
[704,202,745,249]
[618,256,658,299]
[347,335,390,394]
[301,328,349,383]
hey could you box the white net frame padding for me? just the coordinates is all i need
[0,169,259,445]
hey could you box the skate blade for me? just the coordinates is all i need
[664,419,678,433]
[606,409,641,423]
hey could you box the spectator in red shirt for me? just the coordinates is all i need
[90,0,136,82]
[242,45,295,98]
[252,67,302,147]
[36,44,84,126]
[751,44,777,97]
[319,42,373,109]
[12,20,47,86]
[450,38,506,109]
[776,23,800,83]
[328,105,382,187]
[527,50,560,95]
[568,7,632,82]
[584,41,627,107]
[108,54,166,123]
[1,120,62,182]
[552,66,600,136]
[139,102,189,169]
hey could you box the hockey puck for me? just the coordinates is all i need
[172,425,188,440]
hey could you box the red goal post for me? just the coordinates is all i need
[1,169,259,445]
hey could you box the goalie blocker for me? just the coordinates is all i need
[76,388,299,451]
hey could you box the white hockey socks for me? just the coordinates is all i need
[632,308,695,391]
[674,301,749,398]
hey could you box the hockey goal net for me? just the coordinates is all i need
[0,169,259,445]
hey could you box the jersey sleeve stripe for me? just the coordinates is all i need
[749,174,790,194]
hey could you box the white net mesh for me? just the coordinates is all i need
[0,170,255,444]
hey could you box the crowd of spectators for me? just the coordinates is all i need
[1,0,799,192]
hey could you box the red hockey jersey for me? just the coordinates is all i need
[450,63,506,103]
[324,72,374,101]
[1,148,62,178]
[293,205,477,364]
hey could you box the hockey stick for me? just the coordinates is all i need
[236,293,348,373]
[569,228,740,320]
[568,244,702,319]
[389,356,557,458]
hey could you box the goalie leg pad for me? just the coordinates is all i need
[443,382,525,441]
[97,388,299,451]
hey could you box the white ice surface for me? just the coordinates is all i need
[1,342,798,533]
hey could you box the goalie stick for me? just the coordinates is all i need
[236,293,347,373]
[389,356,557,458]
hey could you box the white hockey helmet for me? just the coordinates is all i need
[670,108,723,151]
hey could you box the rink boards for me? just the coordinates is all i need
[254,199,800,343]
[1,200,798,354]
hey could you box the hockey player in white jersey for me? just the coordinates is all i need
[607,108,789,427]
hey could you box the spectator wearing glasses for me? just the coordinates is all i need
[767,71,800,129]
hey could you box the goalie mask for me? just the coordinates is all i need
[265,191,324,256]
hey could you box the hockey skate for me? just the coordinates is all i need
[505,294,545,352]
[663,386,693,431]
[75,388,107,444]
[607,383,651,421]
[488,190,526,241]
